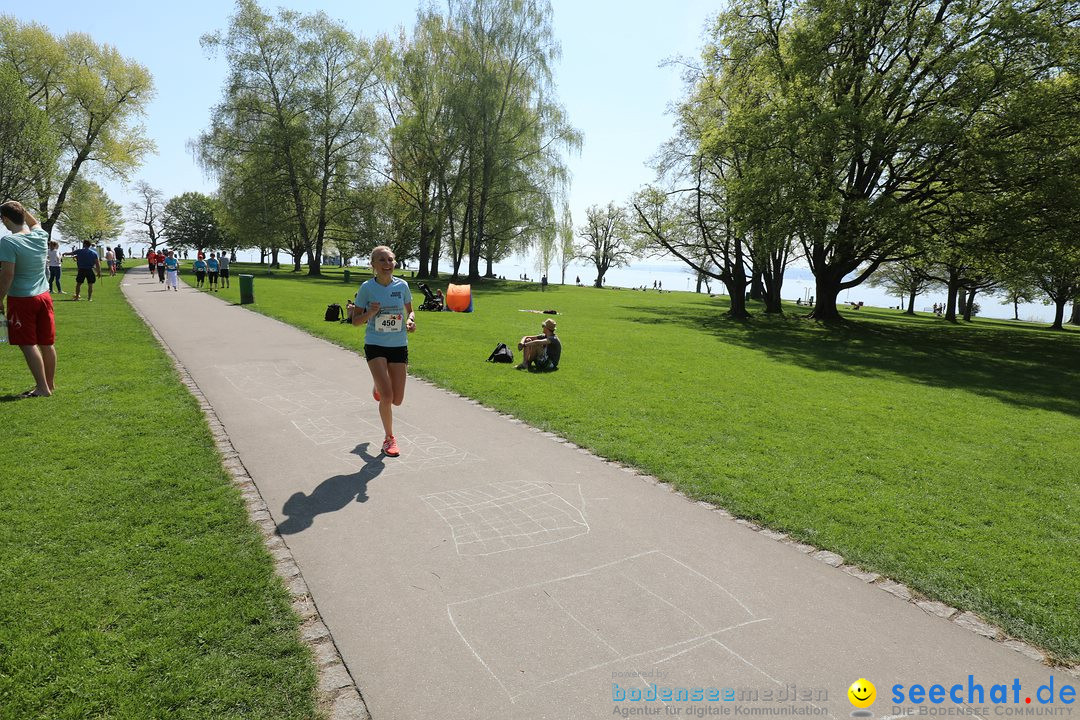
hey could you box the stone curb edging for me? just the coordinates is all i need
[419,378,1080,679]
[131,301,371,720]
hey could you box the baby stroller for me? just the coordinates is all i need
[417,282,444,311]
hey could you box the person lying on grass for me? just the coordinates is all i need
[517,318,561,372]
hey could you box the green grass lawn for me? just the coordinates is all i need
[0,270,320,719]
[206,262,1079,664]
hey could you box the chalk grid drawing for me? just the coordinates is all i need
[445,551,805,707]
[217,361,483,474]
[422,481,589,556]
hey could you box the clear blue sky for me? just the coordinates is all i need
[13,0,718,236]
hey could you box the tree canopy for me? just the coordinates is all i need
[0,15,155,234]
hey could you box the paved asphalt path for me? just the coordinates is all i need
[122,269,1069,720]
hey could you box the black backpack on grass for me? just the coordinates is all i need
[487,342,514,363]
[325,303,343,322]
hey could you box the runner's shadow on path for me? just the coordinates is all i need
[278,442,385,534]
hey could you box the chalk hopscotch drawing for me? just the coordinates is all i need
[422,481,589,556]
[446,551,788,704]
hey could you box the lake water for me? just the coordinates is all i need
[130,243,1060,324]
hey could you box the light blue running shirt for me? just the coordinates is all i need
[355,276,412,348]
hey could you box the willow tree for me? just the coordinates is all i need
[557,205,574,285]
[199,0,379,275]
[445,0,579,280]
[0,16,154,234]
[379,10,460,278]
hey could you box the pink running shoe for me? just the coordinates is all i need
[382,436,400,457]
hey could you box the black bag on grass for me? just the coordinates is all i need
[325,303,343,322]
[487,342,514,363]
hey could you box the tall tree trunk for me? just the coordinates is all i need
[944,277,961,323]
[749,261,765,301]
[467,242,481,280]
[307,250,322,276]
[761,275,783,313]
[724,273,750,319]
[761,252,785,314]
[1069,299,1080,326]
[1014,298,1020,321]
[484,254,495,278]
[808,276,843,321]
[271,248,280,269]
[430,230,442,279]
[1051,298,1067,330]
[417,179,431,279]
[963,289,977,322]
[906,288,917,315]
[593,265,607,288]
[468,177,484,280]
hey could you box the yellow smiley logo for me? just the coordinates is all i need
[848,678,876,708]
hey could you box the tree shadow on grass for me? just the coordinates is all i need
[622,302,1080,418]
[277,442,384,534]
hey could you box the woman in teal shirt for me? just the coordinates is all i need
[352,245,415,457]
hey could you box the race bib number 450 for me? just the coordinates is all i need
[375,312,403,332]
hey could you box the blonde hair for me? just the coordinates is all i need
[370,245,394,264]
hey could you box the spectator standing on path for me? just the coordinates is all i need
[193,256,206,287]
[47,241,64,295]
[164,250,179,292]
[207,253,219,291]
[0,201,56,397]
[352,245,415,458]
[218,252,230,288]
[156,250,166,283]
[105,247,116,276]
[64,240,102,301]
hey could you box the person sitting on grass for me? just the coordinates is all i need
[517,318,561,372]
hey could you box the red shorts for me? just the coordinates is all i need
[6,292,56,346]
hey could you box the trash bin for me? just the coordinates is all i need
[343,269,351,284]
[239,274,254,305]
